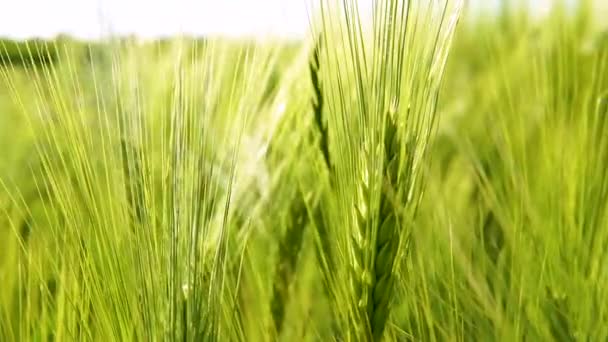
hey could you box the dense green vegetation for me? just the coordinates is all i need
[1,1,608,341]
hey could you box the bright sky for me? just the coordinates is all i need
[0,0,313,39]
[0,0,588,40]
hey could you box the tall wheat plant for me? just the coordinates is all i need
[311,0,462,340]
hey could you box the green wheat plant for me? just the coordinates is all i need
[309,0,462,340]
[0,38,303,341]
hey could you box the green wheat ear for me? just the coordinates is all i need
[308,34,334,256]
[373,111,403,337]
[350,107,408,341]
[269,37,332,337]
[310,36,330,171]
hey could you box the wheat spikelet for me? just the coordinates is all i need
[349,109,405,341]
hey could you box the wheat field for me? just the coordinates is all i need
[1,1,608,341]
